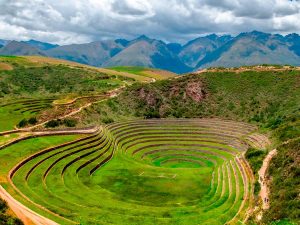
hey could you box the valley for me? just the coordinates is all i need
[0,56,299,225]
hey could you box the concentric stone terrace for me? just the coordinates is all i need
[10,119,256,225]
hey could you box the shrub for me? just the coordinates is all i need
[0,199,23,225]
[102,118,114,124]
[28,117,37,125]
[245,148,266,173]
[11,218,24,225]
[45,120,60,128]
[18,119,28,128]
[0,199,8,213]
[63,119,77,127]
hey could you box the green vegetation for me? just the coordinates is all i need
[0,98,54,131]
[0,66,299,224]
[109,66,176,80]
[82,69,299,224]
[0,56,136,132]
[245,147,267,194]
[0,135,80,224]
[45,118,78,128]
[0,199,23,225]
[17,117,38,128]
[245,148,266,174]
[109,66,147,75]
[0,64,123,97]
[7,119,255,224]
[264,140,300,224]
[83,70,299,126]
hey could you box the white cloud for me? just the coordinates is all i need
[0,0,299,44]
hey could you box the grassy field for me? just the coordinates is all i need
[0,119,257,225]
[0,98,55,132]
[109,66,151,75]
[109,66,177,80]
[23,56,177,82]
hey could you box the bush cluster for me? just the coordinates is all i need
[17,117,38,128]
[45,118,77,128]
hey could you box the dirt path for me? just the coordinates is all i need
[258,149,277,210]
[0,186,58,225]
[53,94,105,106]
[0,86,124,136]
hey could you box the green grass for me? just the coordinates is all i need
[89,70,299,125]
[263,139,300,224]
[0,135,80,182]
[0,65,124,97]
[109,66,147,76]
[1,119,255,224]
[79,69,300,224]
[0,68,298,224]
[0,99,54,132]
[108,66,176,80]
[0,134,82,224]
[0,105,34,132]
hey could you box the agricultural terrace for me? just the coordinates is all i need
[1,118,264,225]
[0,98,55,132]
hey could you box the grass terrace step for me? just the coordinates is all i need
[5,118,257,224]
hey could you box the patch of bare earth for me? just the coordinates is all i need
[0,62,13,71]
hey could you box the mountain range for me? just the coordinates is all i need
[1,31,300,73]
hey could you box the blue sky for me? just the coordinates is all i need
[0,0,300,44]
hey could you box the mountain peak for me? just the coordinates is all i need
[285,33,300,40]
[136,35,151,41]
[237,30,270,40]
[22,39,59,50]
[115,39,129,47]
[206,34,218,40]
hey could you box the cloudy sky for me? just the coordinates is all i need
[0,0,300,45]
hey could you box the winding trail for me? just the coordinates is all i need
[0,186,58,225]
[258,149,277,210]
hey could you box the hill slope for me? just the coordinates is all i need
[46,40,125,67]
[0,41,46,56]
[104,36,191,73]
[81,68,300,224]
[0,56,176,98]
[179,34,232,67]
